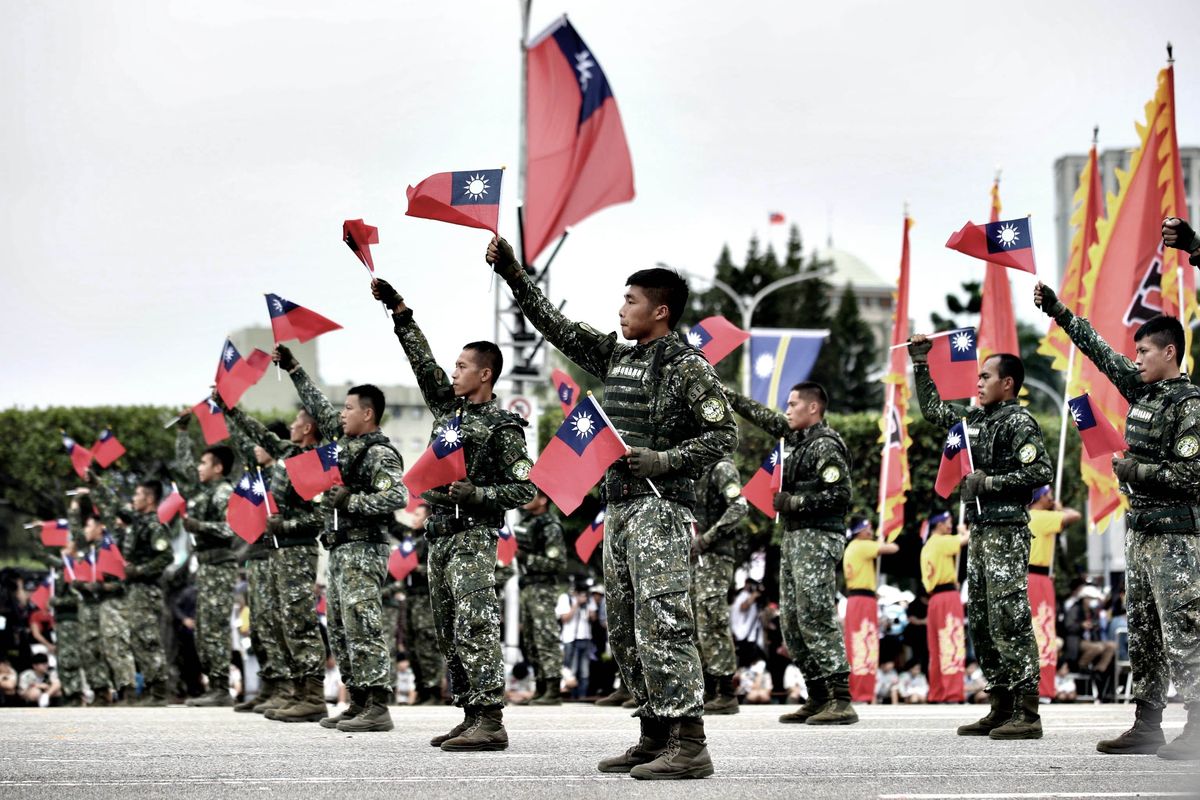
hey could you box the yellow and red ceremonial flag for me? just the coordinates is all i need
[977,179,1020,362]
[878,214,913,543]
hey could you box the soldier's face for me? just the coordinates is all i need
[197,453,221,483]
[341,394,373,436]
[784,391,821,430]
[84,517,103,542]
[619,286,667,342]
[1134,338,1177,383]
[411,506,429,529]
[452,350,491,397]
[132,486,155,513]
[977,357,1012,405]
[290,411,316,445]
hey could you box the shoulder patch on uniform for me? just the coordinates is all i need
[723,483,741,499]
[1176,434,1199,459]
[699,396,727,423]
[512,459,532,480]
[821,465,842,484]
[373,473,394,491]
[1018,442,1038,464]
[154,538,169,551]
[545,547,560,560]
[578,322,603,337]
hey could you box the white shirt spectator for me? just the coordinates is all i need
[556,593,595,644]
[730,588,762,644]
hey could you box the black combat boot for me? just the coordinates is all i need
[1156,702,1199,761]
[441,705,508,751]
[704,674,739,715]
[531,678,563,706]
[595,686,633,707]
[629,717,715,780]
[320,686,366,729]
[337,687,394,732]
[259,679,295,715]
[1096,701,1166,755]
[187,678,233,707]
[140,681,170,707]
[431,706,478,747]
[990,693,1042,739]
[527,678,546,704]
[235,678,275,712]
[597,717,672,772]
[417,685,442,706]
[702,674,717,704]
[807,674,859,725]
[780,677,827,723]
[272,676,327,723]
[958,689,1013,736]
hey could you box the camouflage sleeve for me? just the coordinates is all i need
[522,519,567,574]
[288,365,343,442]
[727,390,789,439]
[474,425,536,513]
[193,483,235,544]
[505,271,616,379]
[91,479,133,525]
[1062,314,1142,401]
[227,406,291,460]
[66,504,84,547]
[701,460,749,546]
[390,310,457,416]
[346,445,409,516]
[666,357,738,476]
[135,518,174,580]
[989,414,1054,493]
[913,363,971,430]
[791,438,852,515]
[174,428,200,495]
[1142,396,1200,490]
[224,411,258,468]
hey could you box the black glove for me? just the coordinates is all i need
[772,492,796,513]
[274,344,298,372]
[327,486,352,511]
[182,517,202,534]
[1034,283,1065,318]
[266,515,285,537]
[485,236,521,280]
[907,337,932,364]
[1163,218,1200,253]
[448,480,482,505]
[176,410,191,430]
[372,279,403,311]
[627,447,670,478]
[1112,457,1151,483]
[962,471,991,499]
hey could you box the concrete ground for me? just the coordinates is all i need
[0,702,1196,799]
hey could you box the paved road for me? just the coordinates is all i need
[1,702,1195,799]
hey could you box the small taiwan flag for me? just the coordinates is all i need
[551,368,581,416]
[928,328,979,401]
[496,522,518,567]
[192,398,230,445]
[405,416,468,499]
[265,293,343,344]
[769,212,786,225]
[343,219,379,272]
[40,519,70,548]
[529,395,628,515]
[1068,394,1128,458]
[388,538,419,582]
[742,440,785,518]
[62,434,93,479]
[227,472,276,544]
[934,422,973,498]
[97,532,126,580]
[406,168,504,234]
[62,554,81,584]
[285,442,344,501]
[158,482,187,524]
[945,217,1037,274]
[686,316,750,366]
[91,429,125,468]
[214,338,271,408]
[30,574,53,611]
[575,507,605,563]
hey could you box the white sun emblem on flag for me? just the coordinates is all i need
[754,353,775,378]
[271,297,284,314]
[462,174,491,202]
[952,331,974,352]
[252,477,267,498]
[207,399,220,414]
[239,475,252,491]
[686,330,703,348]
[571,411,596,438]
[438,426,462,448]
[224,345,236,363]
[575,50,596,90]
[769,451,779,468]
[946,431,962,450]
[1070,404,1083,425]
[994,223,1021,248]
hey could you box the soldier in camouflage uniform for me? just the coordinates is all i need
[371,278,534,751]
[908,335,1051,739]
[689,456,749,715]
[33,536,85,705]
[1037,276,1200,760]
[223,404,328,723]
[728,385,858,726]
[515,490,568,705]
[403,504,445,705]
[89,476,174,705]
[488,237,735,780]
[174,423,238,707]
[276,344,409,733]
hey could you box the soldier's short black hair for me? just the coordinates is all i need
[267,421,290,440]
[626,267,689,328]
[1134,315,1186,365]
[987,353,1025,393]
[462,341,504,385]
[137,479,163,504]
[789,381,829,413]
[349,384,386,424]
[203,445,235,476]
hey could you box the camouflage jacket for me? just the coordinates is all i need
[66,505,122,598]
[514,508,567,580]
[288,366,409,538]
[174,429,236,561]
[391,309,535,522]
[729,391,852,532]
[915,364,1052,524]
[693,458,750,557]
[503,270,736,504]
[91,481,172,582]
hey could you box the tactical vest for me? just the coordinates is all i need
[334,432,405,536]
[192,481,237,565]
[124,513,169,582]
[602,335,698,508]
[965,401,1033,524]
[427,401,526,529]
[782,425,851,533]
[1124,377,1200,511]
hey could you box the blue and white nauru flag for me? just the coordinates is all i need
[749,328,830,409]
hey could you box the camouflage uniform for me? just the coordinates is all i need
[68,506,136,694]
[1054,311,1200,707]
[503,271,736,720]
[915,365,1050,696]
[289,366,408,691]
[34,548,84,698]
[390,307,534,709]
[403,535,445,692]
[729,393,852,684]
[689,458,749,678]
[515,508,567,682]
[175,430,238,693]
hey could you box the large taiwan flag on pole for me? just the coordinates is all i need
[524,16,634,263]
[878,213,913,543]
[977,177,1021,362]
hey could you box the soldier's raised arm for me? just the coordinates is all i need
[371,280,457,417]
[173,422,201,496]
[225,402,291,460]
[908,335,971,430]
[277,344,343,441]
[1034,282,1141,402]
[726,388,789,439]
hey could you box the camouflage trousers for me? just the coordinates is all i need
[604,496,705,719]
[520,584,563,682]
[268,544,323,680]
[327,541,390,690]
[383,603,401,684]
[690,553,737,677]
[98,594,136,690]
[196,562,237,690]
[246,558,282,681]
[427,526,505,708]
[406,591,445,690]
[780,528,849,682]
[966,524,1039,695]
[125,583,167,686]
[1126,528,1200,706]
[79,601,111,690]
[55,616,84,697]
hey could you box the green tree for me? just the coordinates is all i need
[818,284,880,412]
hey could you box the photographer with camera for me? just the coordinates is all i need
[557,579,597,700]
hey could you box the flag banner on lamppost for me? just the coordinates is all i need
[748,328,828,410]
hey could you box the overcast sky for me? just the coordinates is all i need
[3,1,1198,408]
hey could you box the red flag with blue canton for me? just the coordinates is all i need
[62,554,81,583]
[945,217,1037,274]
[214,338,271,407]
[342,219,378,272]
[575,507,605,563]
[158,482,187,524]
[30,575,53,611]
[1068,394,1128,458]
[496,522,518,567]
[40,519,70,548]
[266,293,343,344]
[405,169,504,234]
[524,17,634,262]
[405,416,468,498]
[285,442,344,502]
[98,532,126,580]
[551,368,581,416]
[227,471,276,544]
[928,328,978,401]
[62,434,92,479]
[935,422,973,498]
[192,397,230,445]
[742,440,784,518]
[91,428,125,468]
[388,537,419,582]
[530,395,627,515]
[686,316,750,366]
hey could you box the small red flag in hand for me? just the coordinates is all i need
[192,398,230,445]
[266,294,342,344]
[97,532,126,580]
[158,483,187,524]
[40,519,70,548]
[1068,394,1128,458]
[575,507,605,563]
[226,471,276,544]
[551,368,581,416]
[91,429,126,468]
[406,169,504,234]
[405,417,468,499]
[934,422,973,498]
[686,316,750,366]
[496,522,518,567]
[343,219,379,272]
[62,434,93,479]
[30,575,53,611]
[388,538,419,581]
[946,217,1037,274]
[284,442,344,501]
[530,395,627,515]
[927,328,979,401]
[214,338,271,407]
[742,441,784,518]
